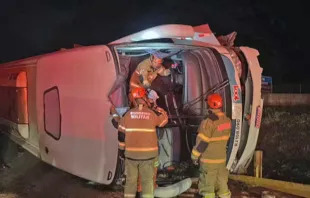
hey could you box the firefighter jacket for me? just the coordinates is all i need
[117,105,168,160]
[191,109,231,164]
[129,58,171,90]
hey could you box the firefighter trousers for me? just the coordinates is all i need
[124,158,156,198]
[198,163,231,198]
[137,156,159,192]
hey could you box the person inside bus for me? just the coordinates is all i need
[129,51,171,91]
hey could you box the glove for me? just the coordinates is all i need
[192,158,199,166]
[154,107,167,116]
[155,107,165,114]
[191,153,199,166]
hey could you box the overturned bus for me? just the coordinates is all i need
[0,24,263,192]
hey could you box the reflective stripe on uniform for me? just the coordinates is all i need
[125,128,156,132]
[118,125,126,131]
[198,133,230,142]
[126,147,158,152]
[124,194,136,198]
[200,158,226,164]
[192,149,201,157]
[191,153,199,160]
[141,194,154,198]
[158,118,168,127]
[209,135,230,141]
[118,142,125,147]
[202,192,216,198]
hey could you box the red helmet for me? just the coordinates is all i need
[131,87,147,99]
[206,93,223,109]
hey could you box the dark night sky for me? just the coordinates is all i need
[0,0,309,84]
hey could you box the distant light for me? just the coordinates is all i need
[141,31,160,40]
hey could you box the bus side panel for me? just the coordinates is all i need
[36,46,118,185]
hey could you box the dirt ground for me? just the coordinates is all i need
[0,134,300,198]
[0,138,123,198]
[258,106,310,184]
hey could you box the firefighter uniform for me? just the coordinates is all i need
[191,108,232,198]
[129,57,171,91]
[110,103,160,193]
[118,104,168,198]
[137,155,159,193]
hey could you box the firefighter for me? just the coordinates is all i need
[129,53,171,92]
[118,87,168,198]
[191,93,232,198]
[109,95,161,193]
[110,104,159,194]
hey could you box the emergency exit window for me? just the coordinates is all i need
[43,86,61,140]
